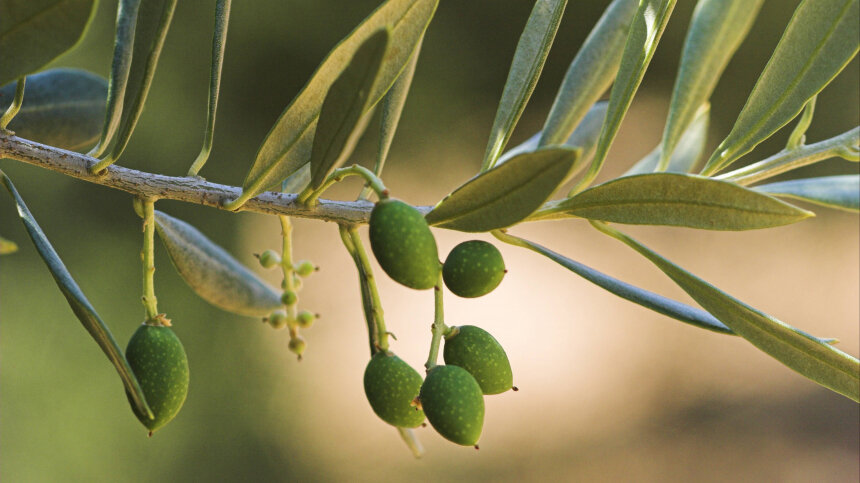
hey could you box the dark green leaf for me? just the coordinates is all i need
[561,173,813,230]
[0,0,98,87]
[539,0,637,147]
[425,147,580,232]
[659,0,764,170]
[625,103,709,176]
[0,170,153,419]
[310,29,390,189]
[228,0,439,209]
[593,221,860,402]
[701,0,860,175]
[481,0,567,170]
[755,175,860,212]
[0,68,106,150]
[154,211,283,317]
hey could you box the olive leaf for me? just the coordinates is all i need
[228,0,439,209]
[659,0,764,171]
[153,211,283,317]
[0,69,107,151]
[592,221,860,402]
[574,0,678,193]
[701,0,860,175]
[425,146,581,232]
[0,0,98,87]
[310,29,391,189]
[560,173,813,230]
[480,0,567,171]
[492,231,732,334]
[0,170,153,420]
[497,100,607,166]
[539,0,637,147]
[755,175,860,212]
[624,103,709,176]
[0,235,18,255]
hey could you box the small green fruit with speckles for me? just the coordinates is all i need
[281,290,297,306]
[444,325,512,395]
[296,310,315,328]
[268,310,288,329]
[363,352,425,428]
[289,336,306,357]
[443,240,505,298]
[419,365,484,446]
[369,199,440,290]
[295,260,316,277]
[125,324,189,433]
[259,249,281,268]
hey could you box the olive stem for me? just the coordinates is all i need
[0,76,26,130]
[279,215,299,324]
[424,272,447,371]
[139,198,160,322]
[296,165,389,207]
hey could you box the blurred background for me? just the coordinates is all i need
[1,0,858,481]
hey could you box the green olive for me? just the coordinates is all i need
[369,199,440,290]
[442,240,505,298]
[419,365,484,446]
[443,325,512,395]
[363,352,425,428]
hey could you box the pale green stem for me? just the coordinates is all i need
[716,127,859,186]
[140,198,159,322]
[187,0,232,177]
[0,77,26,130]
[279,215,298,323]
[338,224,388,353]
[297,165,388,207]
[397,427,425,458]
[424,272,447,371]
[785,95,816,150]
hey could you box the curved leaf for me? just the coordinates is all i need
[659,0,764,170]
[0,68,107,150]
[310,29,390,189]
[560,173,813,230]
[0,170,153,420]
[701,0,860,175]
[498,101,608,166]
[481,0,567,170]
[593,221,860,402]
[755,175,860,212]
[573,0,678,193]
[154,211,282,317]
[539,0,637,147]
[229,0,439,209]
[425,146,580,232]
[625,103,709,176]
[0,0,98,87]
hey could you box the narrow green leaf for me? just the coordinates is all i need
[492,231,733,334]
[425,146,581,232]
[659,0,764,171]
[539,0,637,147]
[481,0,568,171]
[310,29,391,189]
[498,100,608,166]
[592,221,860,402]
[701,0,860,175]
[0,170,153,419]
[0,68,107,150]
[755,175,860,212]
[228,0,439,209]
[561,173,814,230]
[281,164,311,194]
[154,211,282,317]
[573,0,678,194]
[0,0,98,87]
[0,235,18,254]
[625,103,709,176]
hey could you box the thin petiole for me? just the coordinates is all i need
[0,77,26,131]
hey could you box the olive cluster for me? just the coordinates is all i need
[258,250,318,358]
[362,199,514,447]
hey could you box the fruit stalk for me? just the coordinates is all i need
[339,224,389,353]
[424,272,447,371]
[0,76,26,130]
[140,198,159,322]
[297,164,389,207]
[279,215,299,334]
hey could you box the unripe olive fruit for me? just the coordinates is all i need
[295,260,316,277]
[419,365,484,446]
[363,352,425,428]
[442,240,505,298]
[125,324,189,433]
[259,249,281,269]
[268,310,288,330]
[289,336,306,356]
[443,325,513,395]
[281,290,298,306]
[369,199,440,290]
[296,310,315,328]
